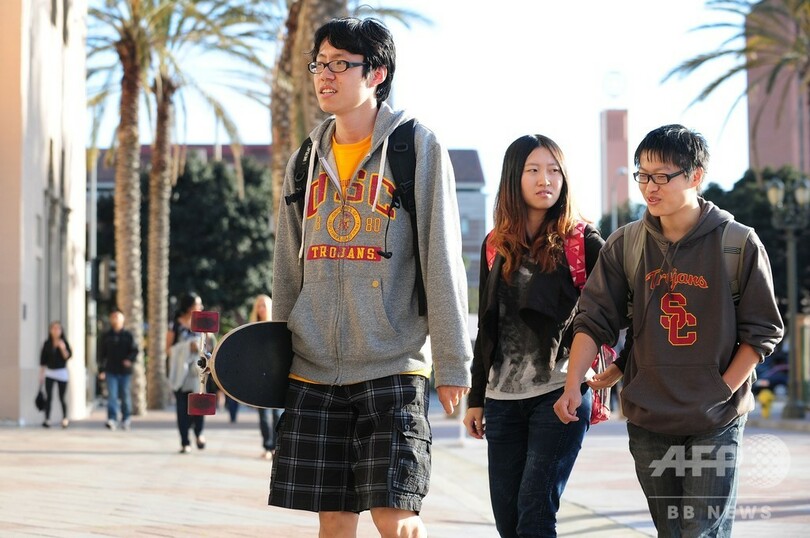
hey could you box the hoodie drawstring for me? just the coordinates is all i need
[297,141,319,261]
[372,136,389,212]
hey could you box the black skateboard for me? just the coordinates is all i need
[187,312,292,414]
[208,320,293,409]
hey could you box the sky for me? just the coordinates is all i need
[97,0,749,223]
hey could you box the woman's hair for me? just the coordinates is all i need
[489,134,579,281]
[174,292,200,320]
[249,294,272,323]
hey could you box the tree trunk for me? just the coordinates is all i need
[296,0,345,133]
[114,37,147,415]
[146,74,177,409]
[270,1,301,225]
[270,0,346,226]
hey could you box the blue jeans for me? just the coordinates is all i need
[105,373,132,422]
[627,415,746,538]
[484,385,592,538]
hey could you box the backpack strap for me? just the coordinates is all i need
[622,220,645,290]
[387,119,426,315]
[285,137,315,210]
[721,220,752,306]
[621,220,646,321]
[563,222,588,291]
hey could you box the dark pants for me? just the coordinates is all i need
[259,408,283,450]
[484,385,592,538]
[628,416,746,538]
[175,390,204,447]
[44,377,68,421]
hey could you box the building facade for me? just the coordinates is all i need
[0,0,88,424]
[600,109,630,230]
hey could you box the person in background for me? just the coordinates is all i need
[98,308,139,431]
[462,134,603,537]
[271,17,472,537]
[554,124,784,536]
[224,395,240,423]
[167,292,214,454]
[39,320,73,428]
[249,293,283,460]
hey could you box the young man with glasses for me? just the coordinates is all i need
[271,17,472,537]
[554,124,783,537]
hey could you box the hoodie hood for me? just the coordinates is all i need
[642,198,733,248]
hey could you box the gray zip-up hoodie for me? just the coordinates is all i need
[574,199,783,435]
[272,103,473,387]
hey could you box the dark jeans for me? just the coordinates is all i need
[258,408,283,450]
[628,415,746,538]
[174,390,204,447]
[44,377,68,421]
[225,396,240,422]
[484,384,592,538]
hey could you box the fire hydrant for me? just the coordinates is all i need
[757,388,775,418]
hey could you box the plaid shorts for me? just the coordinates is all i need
[268,374,431,513]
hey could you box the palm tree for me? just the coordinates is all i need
[88,0,168,415]
[88,0,282,411]
[143,0,280,408]
[664,0,810,184]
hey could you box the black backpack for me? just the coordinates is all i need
[284,119,427,316]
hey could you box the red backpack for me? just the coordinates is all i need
[485,222,615,425]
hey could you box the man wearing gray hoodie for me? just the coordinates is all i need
[271,17,472,537]
[554,124,783,537]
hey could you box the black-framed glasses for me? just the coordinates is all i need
[307,60,368,74]
[633,170,686,185]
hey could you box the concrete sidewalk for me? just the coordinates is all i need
[3,398,808,537]
[0,401,649,538]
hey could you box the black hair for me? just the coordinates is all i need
[633,124,710,175]
[311,17,396,104]
[174,292,200,320]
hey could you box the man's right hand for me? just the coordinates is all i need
[553,387,582,424]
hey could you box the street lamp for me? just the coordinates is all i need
[766,177,810,419]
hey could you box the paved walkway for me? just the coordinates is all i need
[1,398,808,537]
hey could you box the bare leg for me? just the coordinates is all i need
[370,508,426,538]
[319,511,359,538]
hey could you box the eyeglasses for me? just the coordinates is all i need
[633,170,686,185]
[307,60,368,74]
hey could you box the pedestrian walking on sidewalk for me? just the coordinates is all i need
[167,293,214,454]
[554,124,784,537]
[463,134,604,537]
[39,320,73,428]
[271,17,472,537]
[98,308,138,431]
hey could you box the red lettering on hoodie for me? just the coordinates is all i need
[660,292,697,345]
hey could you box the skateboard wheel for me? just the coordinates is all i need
[188,392,217,415]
